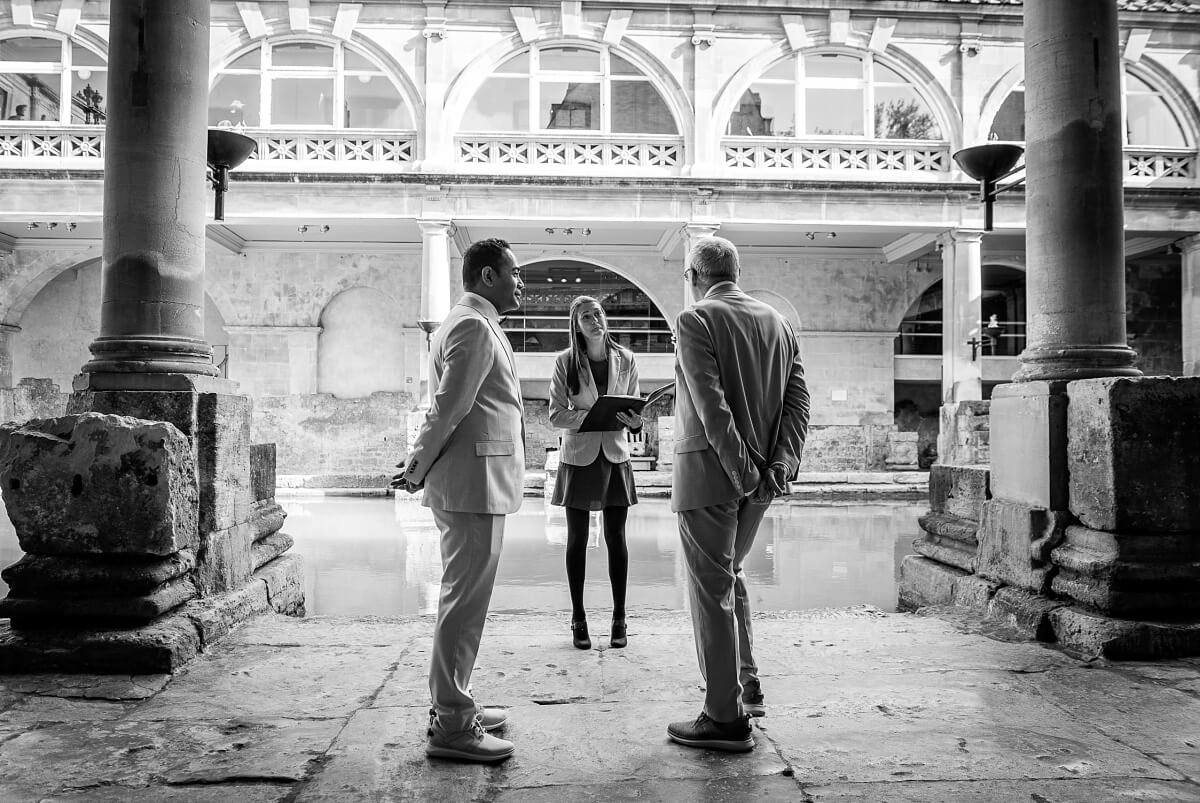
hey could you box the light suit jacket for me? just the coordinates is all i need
[670,284,810,513]
[404,293,526,514]
[548,347,640,466]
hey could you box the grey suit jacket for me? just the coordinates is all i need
[404,293,526,514]
[670,284,810,513]
[549,346,640,466]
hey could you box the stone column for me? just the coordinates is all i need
[1013,0,1138,383]
[419,2,450,170]
[0,323,19,388]
[1182,235,1200,377]
[940,230,983,404]
[81,0,216,379]
[418,218,454,330]
[689,10,718,175]
[682,222,720,309]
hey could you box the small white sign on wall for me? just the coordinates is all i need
[831,389,848,402]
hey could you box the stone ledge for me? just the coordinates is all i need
[1050,606,1200,660]
[0,556,305,674]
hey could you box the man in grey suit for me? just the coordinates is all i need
[667,236,810,752]
[395,238,526,763]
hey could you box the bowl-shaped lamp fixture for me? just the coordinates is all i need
[952,144,1025,231]
[207,129,257,221]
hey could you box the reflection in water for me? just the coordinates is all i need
[0,496,925,618]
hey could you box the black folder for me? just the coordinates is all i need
[578,382,675,432]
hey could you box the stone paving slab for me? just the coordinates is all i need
[0,607,1198,801]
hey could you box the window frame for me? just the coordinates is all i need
[463,42,678,136]
[0,33,107,125]
[211,38,413,130]
[729,48,945,142]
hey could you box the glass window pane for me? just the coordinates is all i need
[988,90,1024,141]
[344,51,375,72]
[343,75,411,128]
[1127,93,1186,147]
[874,63,906,84]
[805,87,863,135]
[1126,72,1152,92]
[612,80,677,134]
[70,44,105,68]
[227,48,260,70]
[496,52,530,74]
[874,87,940,139]
[461,75,528,131]
[0,37,61,63]
[272,77,334,124]
[70,69,106,123]
[728,84,794,136]
[273,43,333,68]
[540,47,598,73]
[3,73,59,121]
[611,54,639,76]
[805,53,862,79]
[763,59,794,81]
[541,81,599,130]
[209,73,260,127]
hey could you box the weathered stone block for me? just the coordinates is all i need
[250,442,277,502]
[1050,605,1200,660]
[1068,376,1200,533]
[195,521,255,596]
[897,555,967,611]
[989,381,1069,510]
[953,575,1000,610]
[914,511,978,572]
[259,553,305,616]
[0,613,202,674]
[252,531,294,572]
[1,550,195,597]
[976,499,1070,593]
[987,586,1068,642]
[929,464,991,522]
[0,576,198,626]
[1050,525,1200,617]
[0,413,198,556]
[250,499,286,541]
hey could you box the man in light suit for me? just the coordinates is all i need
[395,238,525,763]
[667,236,810,752]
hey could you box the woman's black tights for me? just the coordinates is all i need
[565,505,628,623]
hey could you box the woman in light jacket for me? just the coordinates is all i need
[549,295,643,650]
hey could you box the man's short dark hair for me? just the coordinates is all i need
[462,238,512,287]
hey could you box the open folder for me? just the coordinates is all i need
[578,382,676,432]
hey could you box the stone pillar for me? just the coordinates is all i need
[0,323,19,388]
[1182,235,1200,377]
[81,0,216,379]
[410,218,454,449]
[682,222,720,309]
[689,10,718,175]
[419,2,451,169]
[940,230,983,404]
[1013,0,1138,383]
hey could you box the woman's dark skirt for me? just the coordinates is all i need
[551,454,638,511]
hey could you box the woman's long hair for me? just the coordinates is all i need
[565,295,621,395]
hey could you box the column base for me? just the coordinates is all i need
[1011,344,1141,382]
[0,554,303,674]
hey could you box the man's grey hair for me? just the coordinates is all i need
[688,236,740,281]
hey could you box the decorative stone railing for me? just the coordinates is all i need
[0,125,1195,184]
[456,134,684,174]
[721,137,952,175]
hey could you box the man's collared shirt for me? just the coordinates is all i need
[704,281,737,299]
[463,291,501,322]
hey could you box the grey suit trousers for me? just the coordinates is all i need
[428,507,505,732]
[678,497,768,722]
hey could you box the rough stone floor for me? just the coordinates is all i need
[1,606,1199,802]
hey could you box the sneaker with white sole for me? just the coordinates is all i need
[667,712,754,752]
[477,707,508,732]
[426,721,515,763]
[742,691,766,718]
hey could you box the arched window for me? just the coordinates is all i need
[895,266,1027,356]
[209,40,412,129]
[0,35,106,124]
[989,70,1189,147]
[503,260,672,354]
[461,45,677,135]
[728,51,942,140]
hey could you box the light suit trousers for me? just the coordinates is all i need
[428,507,505,733]
[678,497,769,722]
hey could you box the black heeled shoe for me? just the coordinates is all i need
[610,619,627,649]
[571,620,591,650]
